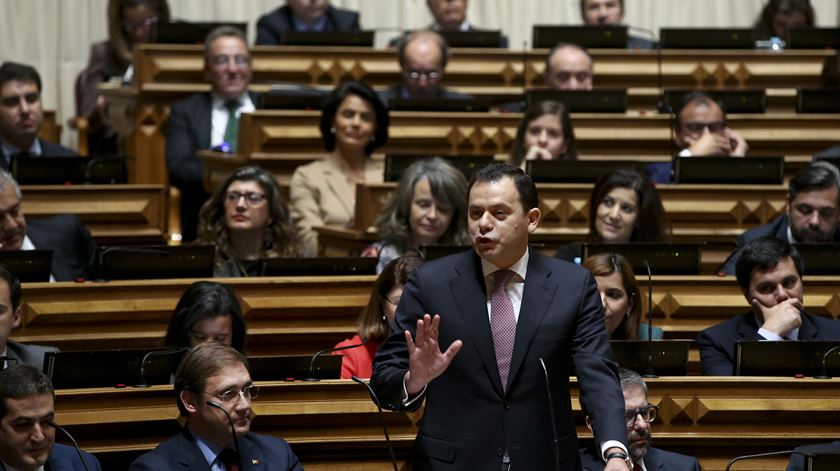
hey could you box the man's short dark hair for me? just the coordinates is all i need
[674,91,726,130]
[735,236,804,292]
[203,26,248,63]
[789,162,840,205]
[397,30,451,70]
[0,264,21,313]
[579,0,625,19]
[0,62,42,93]
[174,342,249,416]
[469,162,539,212]
[0,365,53,420]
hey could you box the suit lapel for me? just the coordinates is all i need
[449,252,504,396]
[239,434,266,470]
[644,448,665,470]
[197,93,213,150]
[507,252,556,392]
[736,313,760,340]
[799,313,820,339]
[179,428,214,470]
[321,154,354,219]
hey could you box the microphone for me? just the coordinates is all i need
[642,260,656,378]
[47,420,91,471]
[724,449,810,471]
[538,358,561,471]
[303,339,368,381]
[0,356,19,370]
[136,348,189,388]
[205,400,244,471]
[350,376,398,471]
[815,344,840,379]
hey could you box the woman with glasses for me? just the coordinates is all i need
[197,166,301,277]
[333,255,423,379]
[509,100,577,171]
[165,281,247,353]
[75,0,170,153]
[290,80,389,255]
[556,168,671,264]
[362,157,469,273]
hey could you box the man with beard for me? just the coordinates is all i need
[718,162,840,274]
[129,342,302,470]
[579,368,700,471]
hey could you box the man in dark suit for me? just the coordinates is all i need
[718,162,840,274]
[379,31,473,104]
[580,0,655,49]
[130,342,302,470]
[698,237,840,375]
[0,364,101,471]
[788,441,840,471]
[0,62,76,168]
[372,163,631,470]
[255,0,360,44]
[166,26,258,242]
[580,368,700,471]
[0,169,96,281]
[425,0,508,47]
[0,264,57,369]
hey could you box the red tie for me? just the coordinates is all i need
[634,462,641,471]
[218,448,239,471]
[490,269,517,392]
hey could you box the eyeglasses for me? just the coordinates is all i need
[406,70,440,81]
[210,55,251,68]
[624,404,658,427]
[224,191,266,206]
[684,121,726,135]
[208,384,259,403]
[122,16,158,31]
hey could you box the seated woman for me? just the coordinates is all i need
[333,254,424,379]
[290,80,390,255]
[75,0,170,153]
[582,252,662,340]
[197,165,300,277]
[556,168,671,262]
[363,157,469,272]
[165,281,247,353]
[753,0,814,41]
[509,100,577,171]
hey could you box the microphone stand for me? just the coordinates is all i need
[724,449,798,471]
[303,339,368,381]
[206,400,244,471]
[351,376,399,471]
[48,421,91,471]
[642,260,656,378]
[136,348,188,388]
[815,344,840,379]
[538,358,561,471]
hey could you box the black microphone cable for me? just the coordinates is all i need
[642,260,657,378]
[724,449,803,471]
[350,375,398,471]
[206,400,244,471]
[47,420,91,471]
[538,358,561,471]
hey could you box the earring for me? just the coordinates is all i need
[624,311,631,319]
[330,127,336,134]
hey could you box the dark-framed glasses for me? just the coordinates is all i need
[224,191,266,206]
[210,54,251,68]
[209,384,259,403]
[624,404,658,427]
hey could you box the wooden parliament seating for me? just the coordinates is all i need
[21,184,168,245]
[54,377,840,470]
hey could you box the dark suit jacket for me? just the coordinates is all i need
[255,5,360,45]
[580,445,699,471]
[389,25,510,48]
[815,145,840,158]
[0,138,77,169]
[372,250,627,470]
[0,443,101,471]
[129,428,302,470]
[6,339,58,369]
[628,35,656,50]
[788,440,840,471]
[377,84,473,106]
[697,310,840,375]
[27,214,97,281]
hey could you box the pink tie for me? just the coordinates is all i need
[490,269,516,392]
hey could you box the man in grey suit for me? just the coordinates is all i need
[0,264,56,369]
[0,62,76,168]
[166,26,257,241]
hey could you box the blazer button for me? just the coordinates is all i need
[503,400,512,409]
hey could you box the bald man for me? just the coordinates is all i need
[545,43,594,91]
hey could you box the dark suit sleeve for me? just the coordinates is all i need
[72,215,97,279]
[572,271,628,448]
[256,12,281,45]
[696,322,763,376]
[127,456,156,471]
[165,99,204,188]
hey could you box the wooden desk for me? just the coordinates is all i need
[22,184,168,245]
[56,378,840,470]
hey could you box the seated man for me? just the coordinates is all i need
[580,0,655,49]
[719,162,840,274]
[697,237,840,375]
[425,0,508,47]
[580,368,700,470]
[545,43,594,91]
[0,169,96,281]
[788,440,840,471]
[130,342,302,470]
[166,26,258,242]
[0,62,76,168]
[379,31,472,103]
[256,0,360,44]
[646,92,749,183]
[0,365,101,471]
[0,264,57,368]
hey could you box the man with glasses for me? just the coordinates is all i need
[380,31,471,104]
[545,43,594,92]
[580,368,700,471]
[0,62,77,168]
[718,163,840,275]
[166,26,258,242]
[130,342,302,470]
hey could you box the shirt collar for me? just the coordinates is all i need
[191,427,225,469]
[786,224,797,244]
[1,138,41,159]
[480,247,529,285]
[211,92,251,111]
[431,19,471,32]
[0,459,44,471]
[293,13,328,32]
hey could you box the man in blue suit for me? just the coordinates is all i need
[373,163,631,470]
[255,0,360,44]
[0,364,101,471]
[0,62,77,169]
[580,368,700,471]
[130,342,302,470]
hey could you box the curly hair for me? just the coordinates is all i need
[376,157,470,249]
[197,166,300,268]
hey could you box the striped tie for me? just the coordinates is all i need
[490,269,516,392]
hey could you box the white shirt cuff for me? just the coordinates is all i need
[757,328,784,341]
[401,372,426,407]
[601,440,628,462]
